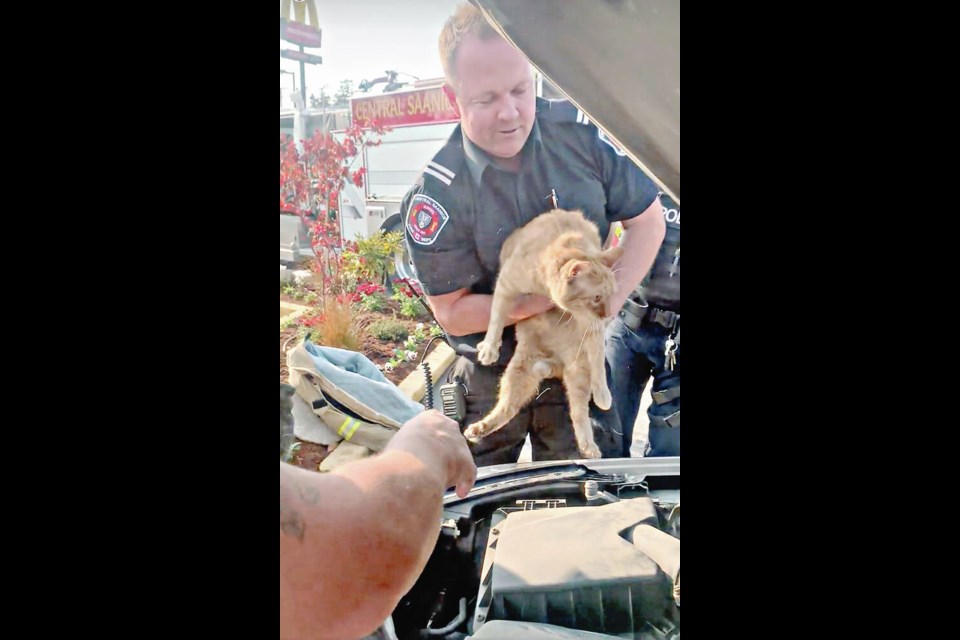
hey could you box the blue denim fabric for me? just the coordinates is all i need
[605,317,680,457]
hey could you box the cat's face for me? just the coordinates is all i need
[555,246,623,319]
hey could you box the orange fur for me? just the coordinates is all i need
[465,209,622,458]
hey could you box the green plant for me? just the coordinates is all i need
[410,323,427,343]
[392,288,426,318]
[353,283,387,312]
[401,297,425,318]
[368,318,408,342]
[385,346,419,371]
[360,293,385,312]
[282,441,301,463]
[342,231,404,287]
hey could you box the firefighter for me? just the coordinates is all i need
[399,4,665,465]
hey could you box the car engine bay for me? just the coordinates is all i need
[378,461,680,640]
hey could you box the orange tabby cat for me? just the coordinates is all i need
[464,208,623,458]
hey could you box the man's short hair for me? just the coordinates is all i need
[439,3,500,83]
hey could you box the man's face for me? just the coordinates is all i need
[447,34,536,161]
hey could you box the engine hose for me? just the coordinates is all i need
[423,597,467,636]
[421,362,434,409]
[630,524,680,607]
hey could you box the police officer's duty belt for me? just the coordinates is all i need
[618,297,679,332]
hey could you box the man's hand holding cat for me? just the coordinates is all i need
[508,294,555,321]
[478,294,555,365]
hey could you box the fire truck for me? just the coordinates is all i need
[280,75,556,273]
[280,78,458,264]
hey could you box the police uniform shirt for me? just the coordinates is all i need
[640,191,680,312]
[401,98,660,353]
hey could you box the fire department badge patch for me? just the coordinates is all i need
[406,194,450,246]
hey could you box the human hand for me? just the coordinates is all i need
[509,294,555,320]
[387,410,477,498]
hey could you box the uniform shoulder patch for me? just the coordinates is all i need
[406,194,450,246]
[422,161,456,186]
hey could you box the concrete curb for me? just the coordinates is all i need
[280,301,311,327]
[398,343,456,403]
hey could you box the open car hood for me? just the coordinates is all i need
[470,0,680,203]
[363,7,681,639]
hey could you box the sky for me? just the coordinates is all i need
[280,0,463,107]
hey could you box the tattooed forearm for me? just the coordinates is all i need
[280,487,306,541]
[296,483,320,505]
[281,508,305,540]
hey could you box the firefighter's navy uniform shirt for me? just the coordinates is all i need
[401,98,660,360]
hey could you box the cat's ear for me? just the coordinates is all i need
[563,259,589,281]
[556,232,580,249]
[600,245,624,267]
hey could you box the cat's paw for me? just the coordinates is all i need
[463,422,486,443]
[592,384,612,410]
[578,440,602,459]
[477,340,501,366]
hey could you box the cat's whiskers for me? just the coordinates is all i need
[576,323,590,362]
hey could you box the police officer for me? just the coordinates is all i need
[605,193,680,457]
[400,3,665,466]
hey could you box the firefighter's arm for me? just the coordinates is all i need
[609,197,666,313]
[280,410,476,640]
[427,289,554,337]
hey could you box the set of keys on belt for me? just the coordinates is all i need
[664,326,679,371]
